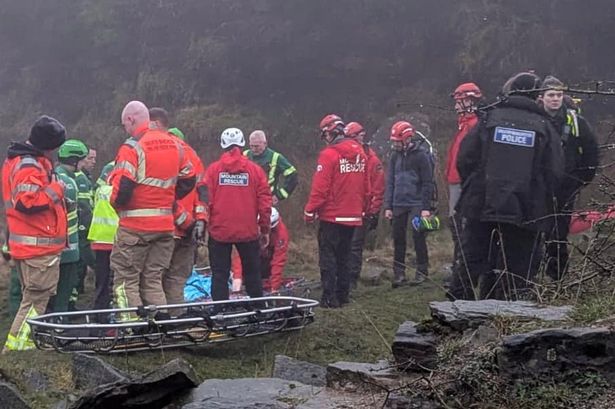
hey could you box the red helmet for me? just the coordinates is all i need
[390,121,415,142]
[320,114,344,133]
[344,121,365,138]
[452,82,482,100]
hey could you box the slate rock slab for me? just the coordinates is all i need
[72,353,128,390]
[430,300,572,330]
[326,360,399,392]
[181,378,317,409]
[0,382,31,409]
[23,368,48,392]
[70,358,199,409]
[499,326,615,382]
[272,355,326,387]
[392,321,438,371]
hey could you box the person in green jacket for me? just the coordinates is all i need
[50,139,88,312]
[70,146,96,308]
[244,130,298,205]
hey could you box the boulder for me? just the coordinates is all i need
[272,355,326,387]
[72,353,128,390]
[70,358,199,409]
[181,378,317,409]
[391,321,438,371]
[360,262,386,286]
[430,300,572,331]
[0,382,31,409]
[326,360,399,393]
[385,392,440,409]
[498,327,615,382]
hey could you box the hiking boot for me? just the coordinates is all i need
[320,297,340,309]
[392,270,408,288]
[409,273,426,286]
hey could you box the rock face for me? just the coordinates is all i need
[498,327,615,382]
[70,358,199,409]
[391,321,438,371]
[326,360,399,393]
[430,300,572,330]
[72,354,128,390]
[0,382,31,409]
[272,355,326,387]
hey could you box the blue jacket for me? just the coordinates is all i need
[384,146,434,210]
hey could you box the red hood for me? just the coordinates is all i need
[220,147,248,173]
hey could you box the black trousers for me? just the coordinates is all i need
[452,220,542,300]
[93,250,113,310]
[392,209,429,276]
[348,224,367,285]
[449,214,464,270]
[209,237,262,301]
[318,221,355,303]
[545,213,571,281]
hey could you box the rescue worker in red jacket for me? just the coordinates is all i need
[304,114,369,308]
[231,208,288,293]
[345,122,385,288]
[148,108,208,308]
[445,83,482,282]
[204,128,272,301]
[2,116,67,351]
[109,101,195,319]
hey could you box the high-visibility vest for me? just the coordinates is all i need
[1,153,67,259]
[88,184,119,245]
[111,126,190,232]
[55,165,80,264]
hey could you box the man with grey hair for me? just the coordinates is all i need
[108,101,195,319]
[244,130,298,205]
[539,75,599,280]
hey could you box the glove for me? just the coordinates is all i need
[192,220,206,243]
[365,214,379,231]
[304,210,316,224]
[232,278,243,293]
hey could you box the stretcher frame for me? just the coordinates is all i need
[27,296,318,354]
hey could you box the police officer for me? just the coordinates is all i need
[454,72,564,300]
[539,76,599,280]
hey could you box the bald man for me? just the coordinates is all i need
[244,130,298,205]
[108,101,196,319]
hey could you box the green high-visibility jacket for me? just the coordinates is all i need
[55,165,80,264]
[243,147,298,200]
[88,162,119,245]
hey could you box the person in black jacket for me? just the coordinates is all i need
[451,72,564,300]
[539,75,599,280]
[384,121,434,288]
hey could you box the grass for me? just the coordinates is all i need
[0,230,449,408]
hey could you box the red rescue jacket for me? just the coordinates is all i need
[305,138,369,226]
[173,136,207,237]
[446,113,478,184]
[110,123,194,233]
[232,219,289,292]
[2,142,66,259]
[205,147,272,242]
[366,147,385,215]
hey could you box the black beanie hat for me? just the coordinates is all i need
[502,72,542,99]
[28,115,66,151]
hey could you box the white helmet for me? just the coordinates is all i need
[271,207,280,228]
[220,128,245,149]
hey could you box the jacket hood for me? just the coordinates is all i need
[329,138,363,159]
[500,95,544,115]
[220,146,248,173]
[7,141,45,159]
